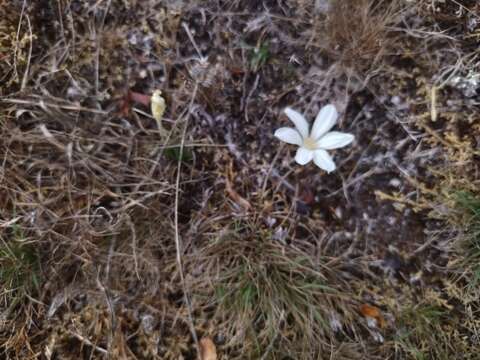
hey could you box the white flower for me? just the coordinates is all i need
[274,104,354,173]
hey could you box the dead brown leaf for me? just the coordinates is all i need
[225,177,252,211]
[199,337,217,360]
[360,304,386,328]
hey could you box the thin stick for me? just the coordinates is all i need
[174,83,201,355]
[68,331,108,355]
[21,14,33,90]
[430,86,438,122]
[127,215,140,280]
[1,98,108,114]
[182,23,205,60]
[13,0,27,82]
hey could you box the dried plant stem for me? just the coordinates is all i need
[174,83,200,355]
[67,330,108,355]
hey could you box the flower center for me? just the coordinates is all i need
[303,137,317,150]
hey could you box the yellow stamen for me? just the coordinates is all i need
[303,137,317,150]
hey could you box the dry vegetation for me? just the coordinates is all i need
[1,0,479,359]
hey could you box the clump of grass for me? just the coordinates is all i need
[187,221,359,359]
[316,0,405,83]
[394,303,451,360]
[250,41,270,73]
[387,190,480,359]
[454,192,480,293]
[0,229,40,314]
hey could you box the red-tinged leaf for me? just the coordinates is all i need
[225,178,252,211]
[118,93,132,117]
[129,91,151,106]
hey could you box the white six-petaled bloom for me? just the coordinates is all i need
[274,104,354,173]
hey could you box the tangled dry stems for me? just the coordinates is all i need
[1,0,480,359]
[184,220,361,358]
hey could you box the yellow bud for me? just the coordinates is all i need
[151,90,166,122]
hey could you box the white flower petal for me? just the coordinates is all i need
[294,147,314,165]
[316,131,354,150]
[311,104,338,140]
[284,107,309,139]
[313,149,336,173]
[274,127,303,145]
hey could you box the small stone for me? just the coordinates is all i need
[391,96,401,105]
[389,178,401,187]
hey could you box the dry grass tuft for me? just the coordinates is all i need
[452,193,480,299]
[314,0,406,83]
[0,1,24,91]
[185,220,362,359]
